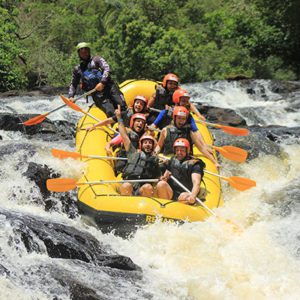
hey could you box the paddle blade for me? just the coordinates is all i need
[214,146,248,163]
[23,113,48,126]
[226,176,256,191]
[51,148,81,160]
[220,125,249,136]
[60,95,83,112]
[46,178,78,192]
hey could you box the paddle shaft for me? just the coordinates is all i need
[78,179,159,185]
[84,155,127,160]
[170,175,216,216]
[204,169,228,180]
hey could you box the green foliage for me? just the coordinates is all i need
[0,4,26,91]
[0,0,299,91]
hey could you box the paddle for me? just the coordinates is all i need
[60,95,117,133]
[23,88,96,126]
[211,145,248,163]
[204,170,256,191]
[51,148,128,161]
[194,119,249,136]
[170,175,242,231]
[46,178,159,192]
[148,107,249,136]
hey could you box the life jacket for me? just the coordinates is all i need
[163,124,193,155]
[123,151,160,180]
[114,128,143,175]
[153,85,174,110]
[168,156,206,193]
[81,69,103,91]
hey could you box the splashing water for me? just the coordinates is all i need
[0,80,300,299]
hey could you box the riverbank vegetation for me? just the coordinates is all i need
[1,0,299,91]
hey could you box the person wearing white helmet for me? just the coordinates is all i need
[68,42,127,117]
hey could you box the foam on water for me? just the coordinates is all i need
[0,81,300,299]
[100,144,300,299]
[184,80,300,127]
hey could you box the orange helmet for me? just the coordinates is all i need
[173,106,189,120]
[129,113,147,128]
[172,88,190,104]
[139,135,157,150]
[134,95,148,105]
[173,138,190,153]
[162,73,179,87]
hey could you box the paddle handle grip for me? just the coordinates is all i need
[170,175,216,216]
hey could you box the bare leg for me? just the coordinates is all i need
[155,181,173,199]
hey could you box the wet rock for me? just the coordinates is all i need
[0,142,37,158]
[23,162,57,198]
[0,86,68,98]
[2,209,140,272]
[0,113,75,140]
[211,128,282,160]
[198,104,247,127]
[22,162,78,218]
[249,125,300,144]
[212,125,300,160]
[69,283,99,300]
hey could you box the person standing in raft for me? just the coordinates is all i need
[68,42,127,117]
[158,138,206,205]
[115,105,161,197]
[147,73,180,127]
[155,106,219,167]
[86,95,148,130]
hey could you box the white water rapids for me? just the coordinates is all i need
[0,80,300,299]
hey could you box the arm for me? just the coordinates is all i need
[148,92,156,107]
[94,55,111,91]
[104,134,123,155]
[86,117,114,131]
[190,102,205,120]
[115,105,131,151]
[190,173,201,199]
[189,116,199,132]
[155,128,167,154]
[153,109,166,126]
[191,131,219,167]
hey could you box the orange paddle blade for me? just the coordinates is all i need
[23,113,48,126]
[225,176,256,191]
[46,178,78,192]
[217,124,249,136]
[213,145,248,163]
[51,149,82,160]
[60,95,84,112]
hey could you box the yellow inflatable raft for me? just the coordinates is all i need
[75,79,223,234]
